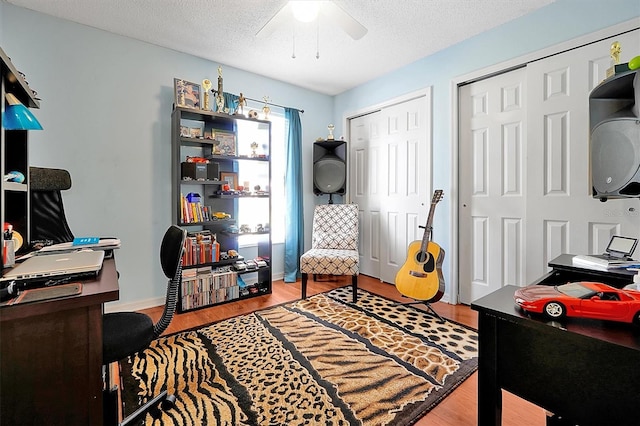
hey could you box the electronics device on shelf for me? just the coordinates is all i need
[572,235,639,269]
[1,249,104,283]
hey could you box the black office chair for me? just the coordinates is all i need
[102,225,186,426]
[29,166,75,245]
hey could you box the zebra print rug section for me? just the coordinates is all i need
[121,287,479,425]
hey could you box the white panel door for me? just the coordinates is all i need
[350,110,383,277]
[458,29,640,305]
[459,68,528,304]
[526,31,640,280]
[349,94,431,284]
[379,98,430,284]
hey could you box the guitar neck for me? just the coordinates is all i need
[419,190,443,253]
[419,207,436,253]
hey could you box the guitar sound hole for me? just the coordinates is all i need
[422,255,435,273]
[415,251,430,264]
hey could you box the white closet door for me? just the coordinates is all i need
[350,110,383,278]
[349,93,432,284]
[459,67,528,304]
[525,31,640,281]
[458,29,640,304]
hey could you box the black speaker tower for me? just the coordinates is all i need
[589,70,640,202]
[313,139,347,204]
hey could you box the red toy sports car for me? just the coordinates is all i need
[514,281,640,324]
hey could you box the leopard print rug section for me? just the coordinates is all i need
[121,287,478,425]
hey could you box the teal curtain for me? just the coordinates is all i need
[215,92,239,114]
[284,108,304,282]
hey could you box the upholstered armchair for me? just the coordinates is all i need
[300,203,359,302]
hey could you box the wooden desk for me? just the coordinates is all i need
[0,258,119,425]
[472,285,640,426]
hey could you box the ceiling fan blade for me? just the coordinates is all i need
[256,2,293,38]
[320,1,367,40]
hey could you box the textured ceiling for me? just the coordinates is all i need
[5,0,555,95]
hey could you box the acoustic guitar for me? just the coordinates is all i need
[395,190,445,302]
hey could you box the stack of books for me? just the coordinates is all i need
[182,231,220,266]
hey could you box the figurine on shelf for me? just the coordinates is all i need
[236,93,246,115]
[250,141,259,157]
[202,79,212,111]
[327,124,335,140]
[611,41,621,65]
[262,96,271,120]
[216,66,225,113]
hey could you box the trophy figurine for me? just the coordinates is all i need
[250,141,259,157]
[606,41,629,79]
[262,96,271,120]
[327,124,335,140]
[611,41,621,65]
[202,79,212,111]
[236,93,246,115]
[216,66,225,113]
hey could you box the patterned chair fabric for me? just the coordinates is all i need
[300,203,359,302]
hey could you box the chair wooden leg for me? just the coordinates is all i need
[352,275,358,303]
[301,273,308,299]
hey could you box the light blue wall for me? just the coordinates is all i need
[2,1,639,307]
[1,4,333,308]
[334,0,640,295]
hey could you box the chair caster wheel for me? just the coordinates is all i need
[161,394,177,410]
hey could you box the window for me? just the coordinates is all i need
[236,106,286,245]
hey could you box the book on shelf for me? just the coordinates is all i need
[180,268,239,310]
[182,231,220,266]
[180,193,213,224]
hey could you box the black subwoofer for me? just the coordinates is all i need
[313,140,347,195]
[589,70,640,201]
[591,118,640,199]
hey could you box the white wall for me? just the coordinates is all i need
[333,0,640,294]
[1,4,333,309]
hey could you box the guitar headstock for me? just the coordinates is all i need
[432,189,444,204]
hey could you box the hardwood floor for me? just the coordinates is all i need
[140,274,547,425]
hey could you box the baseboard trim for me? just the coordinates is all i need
[105,272,286,313]
[104,296,165,313]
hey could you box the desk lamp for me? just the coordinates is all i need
[3,93,43,130]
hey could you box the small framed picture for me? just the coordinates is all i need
[180,126,190,137]
[220,172,238,190]
[214,131,236,156]
[174,78,201,109]
[189,127,202,138]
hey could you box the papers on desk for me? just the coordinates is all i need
[572,254,640,270]
[37,238,121,253]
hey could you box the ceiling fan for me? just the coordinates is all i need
[256,1,368,41]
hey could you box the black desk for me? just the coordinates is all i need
[472,284,640,426]
[534,253,636,288]
[0,258,119,425]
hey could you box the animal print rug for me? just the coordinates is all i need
[121,287,478,425]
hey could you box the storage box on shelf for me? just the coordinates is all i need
[171,106,272,312]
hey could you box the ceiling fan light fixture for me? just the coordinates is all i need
[290,1,319,23]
